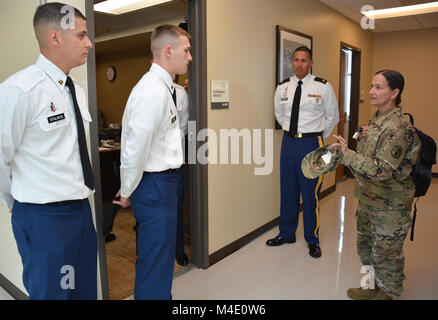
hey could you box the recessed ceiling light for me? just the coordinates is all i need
[94,0,174,15]
[361,1,438,19]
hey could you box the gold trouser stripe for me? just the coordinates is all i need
[314,136,324,239]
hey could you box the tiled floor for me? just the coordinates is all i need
[172,178,438,300]
[105,207,192,300]
[2,178,438,300]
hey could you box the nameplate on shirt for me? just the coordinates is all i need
[47,113,65,124]
[280,87,290,104]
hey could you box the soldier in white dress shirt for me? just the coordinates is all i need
[0,3,96,299]
[113,24,192,300]
[266,47,339,259]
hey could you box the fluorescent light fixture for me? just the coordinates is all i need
[94,0,173,15]
[361,1,438,19]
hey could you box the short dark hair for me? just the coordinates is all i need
[375,69,405,106]
[152,24,191,42]
[293,46,312,60]
[151,24,191,59]
[33,2,86,31]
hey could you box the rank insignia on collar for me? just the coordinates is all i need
[58,80,63,85]
[50,102,57,112]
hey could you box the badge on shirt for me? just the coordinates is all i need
[308,94,322,104]
[280,87,290,103]
[171,115,177,124]
[39,104,70,132]
[47,102,65,124]
[47,113,66,124]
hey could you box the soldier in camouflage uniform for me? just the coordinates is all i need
[332,70,421,300]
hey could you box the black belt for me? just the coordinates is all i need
[284,131,322,138]
[144,168,179,175]
[36,199,86,206]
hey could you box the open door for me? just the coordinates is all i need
[86,0,209,300]
[336,43,361,182]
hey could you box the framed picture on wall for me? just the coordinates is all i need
[275,26,313,129]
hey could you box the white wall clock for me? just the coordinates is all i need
[106,66,116,81]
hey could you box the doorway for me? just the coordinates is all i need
[85,0,209,300]
[336,43,361,182]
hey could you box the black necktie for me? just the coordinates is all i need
[66,77,95,190]
[172,88,177,109]
[289,80,303,135]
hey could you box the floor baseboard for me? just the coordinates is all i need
[0,273,27,300]
[209,184,337,267]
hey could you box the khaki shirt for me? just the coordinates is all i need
[342,107,421,209]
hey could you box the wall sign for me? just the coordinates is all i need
[211,80,229,110]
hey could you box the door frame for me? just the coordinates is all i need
[187,0,209,270]
[337,42,361,180]
[340,42,361,151]
[86,0,210,299]
[85,0,109,300]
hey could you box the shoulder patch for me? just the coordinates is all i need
[391,145,403,159]
[279,78,291,85]
[314,77,328,85]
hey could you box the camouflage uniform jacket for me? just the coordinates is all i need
[342,107,421,210]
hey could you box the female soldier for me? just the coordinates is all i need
[332,70,421,300]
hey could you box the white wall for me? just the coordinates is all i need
[0,0,42,296]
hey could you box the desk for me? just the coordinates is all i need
[99,146,120,153]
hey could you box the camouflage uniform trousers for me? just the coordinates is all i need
[356,201,412,297]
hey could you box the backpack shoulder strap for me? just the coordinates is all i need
[410,197,419,241]
[403,112,415,126]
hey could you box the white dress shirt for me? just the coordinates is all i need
[120,63,183,198]
[274,73,339,139]
[0,54,93,209]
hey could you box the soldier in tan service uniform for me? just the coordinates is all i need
[332,70,421,300]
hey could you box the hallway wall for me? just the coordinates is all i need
[206,0,374,255]
[0,0,48,297]
[372,28,438,173]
